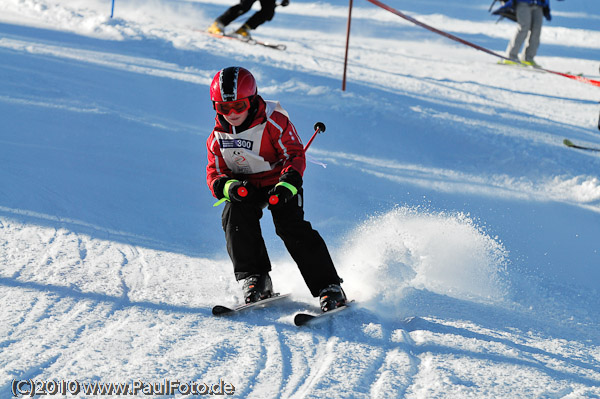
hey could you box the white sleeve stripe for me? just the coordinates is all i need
[290,123,303,145]
[268,116,283,133]
[268,117,290,160]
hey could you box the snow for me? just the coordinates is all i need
[1,0,599,397]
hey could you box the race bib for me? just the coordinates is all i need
[214,122,272,174]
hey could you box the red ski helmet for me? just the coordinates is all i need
[210,66,257,103]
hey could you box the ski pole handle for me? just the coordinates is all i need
[304,122,326,151]
[269,195,279,205]
[237,186,248,197]
[212,182,248,206]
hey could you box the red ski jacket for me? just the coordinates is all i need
[206,96,306,198]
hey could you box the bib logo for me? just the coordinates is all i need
[232,150,247,166]
[220,139,254,151]
[231,150,252,174]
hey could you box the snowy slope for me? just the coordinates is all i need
[1,0,599,397]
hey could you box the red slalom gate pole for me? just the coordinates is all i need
[269,122,326,205]
[342,0,354,91]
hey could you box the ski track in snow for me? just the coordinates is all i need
[1,218,599,397]
[1,0,600,397]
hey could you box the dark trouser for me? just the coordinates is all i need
[216,0,276,30]
[221,187,341,297]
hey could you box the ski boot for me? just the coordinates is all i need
[243,274,273,304]
[497,58,519,66]
[234,24,252,39]
[207,21,225,35]
[522,59,541,68]
[319,284,347,312]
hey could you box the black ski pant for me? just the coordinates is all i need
[216,0,276,30]
[221,187,341,297]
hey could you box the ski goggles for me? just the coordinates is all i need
[213,98,251,116]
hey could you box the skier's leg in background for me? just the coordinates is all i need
[506,2,533,60]
[243,0,276,30]
[216,0,257,27]
[524,5,544,62]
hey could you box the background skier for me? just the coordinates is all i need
[495,0,561,67]
[207,0,289,38]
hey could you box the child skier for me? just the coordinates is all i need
[205,66,346,312]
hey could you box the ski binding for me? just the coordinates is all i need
[212,293,291,316]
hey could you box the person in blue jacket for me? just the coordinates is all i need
[496,0,560,67]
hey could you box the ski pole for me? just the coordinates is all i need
[269,122,326,206]
[303,121,326,151]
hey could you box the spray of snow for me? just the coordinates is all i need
[336,207,509,316]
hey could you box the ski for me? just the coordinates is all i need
[496,61,600,87]
[496,61,544,73]
[563,139,600,152]
[294,301,353,326]
[212,293,291,316]
[199,30,286,51]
